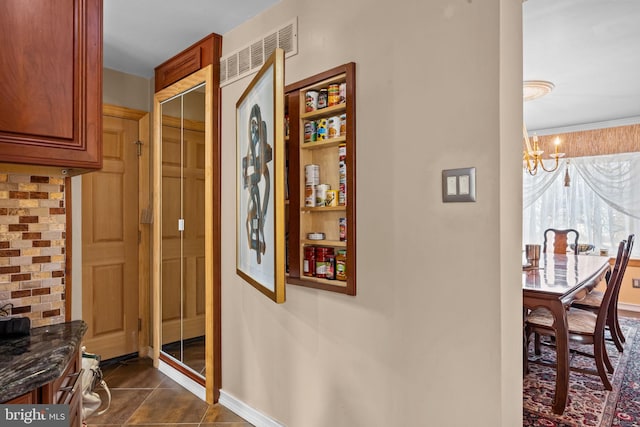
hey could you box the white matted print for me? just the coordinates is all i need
[235,48,285,303]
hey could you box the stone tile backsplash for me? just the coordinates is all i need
[0,173,66,327]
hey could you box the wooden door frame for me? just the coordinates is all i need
[152,65,221,404]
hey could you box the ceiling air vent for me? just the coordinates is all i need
[238,46,251,75]
[278,24,294,53]
[220,59,227,84]
[250,41,263,70]
[263,32,278,61]
[220,17,298,87]
[227,54,238,80]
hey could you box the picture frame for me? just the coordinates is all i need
[236,48,286,303]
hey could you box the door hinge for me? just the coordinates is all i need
[134,140,143,157]
[138,318,142,331]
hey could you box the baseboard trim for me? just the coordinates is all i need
[158,359,206,401]
[219,389,285,427]
[619,302,640,313]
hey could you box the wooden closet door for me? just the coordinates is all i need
[82,115,139,359]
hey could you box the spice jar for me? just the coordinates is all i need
[339,217,346,242]
[326,254,336,280]
[336,250,347,281]
[303,246,316,277]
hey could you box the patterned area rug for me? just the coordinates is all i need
[523,318,640,426]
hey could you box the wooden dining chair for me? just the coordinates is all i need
[543,228,579,254]
[524,239,627,390]
[572,234,635,353]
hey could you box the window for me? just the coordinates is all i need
[523,152,640,257]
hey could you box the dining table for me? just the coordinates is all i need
[522,253,611,415]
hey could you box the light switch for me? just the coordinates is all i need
[447,176,457,195]
[442,167,476,202]
[459,175,470,195]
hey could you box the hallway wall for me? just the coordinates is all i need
[219,1,523,426]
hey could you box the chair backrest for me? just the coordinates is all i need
[623,234,635,271]
[596,240,628,336]
[610,234,635,315]
[543,228,579,254]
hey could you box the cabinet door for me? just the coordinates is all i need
[154,34,222,92]
[0,0,102,170]
[5,391,36,404]
[285,63,357,295]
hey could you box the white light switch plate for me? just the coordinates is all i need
[442,167,476,202]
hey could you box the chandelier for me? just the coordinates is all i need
[522,80,565,175]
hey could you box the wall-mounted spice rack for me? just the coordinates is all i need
[285,63,356,295]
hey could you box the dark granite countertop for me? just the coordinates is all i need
[0,320,87,403]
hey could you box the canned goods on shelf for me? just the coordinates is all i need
[339,114,347,136]
[303,246,316,277]
[325,189,338,207]
[339,149,347,206]
[316,184,330,207]
[316,118,328,140]
[307,232,325,240]
[305,185,316,207]
[336,250,347,281]
[317,88,328,109]
[328,116,341,138]
[304,120,317,143]
[339,217,347,242]
[339,83,347,104]
[326,254,336,280]
[305,90,318,112]
[328,84,340,107]
[305,164,319,186]
[315,247,335,278]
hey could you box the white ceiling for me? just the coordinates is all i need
[524,0,640,132]
[103,0,640,132]
[103,0,280,77]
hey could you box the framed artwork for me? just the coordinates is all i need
[236,48,286,303]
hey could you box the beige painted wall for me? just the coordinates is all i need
[103,67,153,112]
[220,1,522,426]
[588,262,640,312]
[617,263,640,306]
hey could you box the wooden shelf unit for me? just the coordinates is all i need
[285,63,356,295]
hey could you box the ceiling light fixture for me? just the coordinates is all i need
[523,80,564,175]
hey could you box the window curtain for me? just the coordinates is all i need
[523,152,640,257]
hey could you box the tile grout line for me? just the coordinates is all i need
[115,365,166,426]
[122,385,159,426]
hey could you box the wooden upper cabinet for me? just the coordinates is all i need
[155,34,223,92]
[0,0,103,171]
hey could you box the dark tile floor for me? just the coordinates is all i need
[85,357,254,427]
